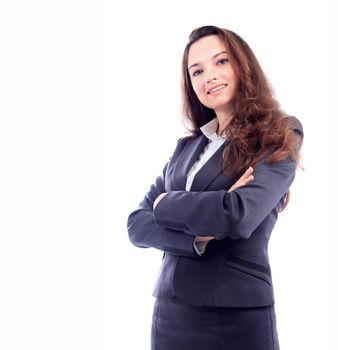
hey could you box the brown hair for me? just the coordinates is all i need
[181,26,303,183]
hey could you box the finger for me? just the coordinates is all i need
[237,174,254,187]
[237,175,252,187]
[242,174,254,184]
[239,166,253,180]
[244,166,254,176]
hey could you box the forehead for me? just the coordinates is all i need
[188,35,227,64]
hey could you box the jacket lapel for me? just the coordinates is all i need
[171,134,229,192]
[190,141,228,191]
[171,134,208,190]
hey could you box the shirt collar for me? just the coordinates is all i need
[200,117,226,141]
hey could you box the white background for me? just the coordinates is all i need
[0,0,335,349]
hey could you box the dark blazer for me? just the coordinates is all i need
[127,117,303,308]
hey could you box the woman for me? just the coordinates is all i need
[127,25,303,350]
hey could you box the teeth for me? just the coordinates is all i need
[208,84,227,94]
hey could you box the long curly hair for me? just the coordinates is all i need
[181,26,303,184]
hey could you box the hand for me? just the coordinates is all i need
[153,193,168,209]
[228,166,254,192]
[195,236,215,243]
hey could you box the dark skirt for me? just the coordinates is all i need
[151,297,280,350]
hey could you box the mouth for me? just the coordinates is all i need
[207,84,228,95]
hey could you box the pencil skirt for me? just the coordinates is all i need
[151,297,280,350]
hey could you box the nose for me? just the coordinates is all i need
[206,76,217,84]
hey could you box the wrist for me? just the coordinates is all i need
[153,193,167,209]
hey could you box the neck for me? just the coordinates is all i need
[215,110,233,136]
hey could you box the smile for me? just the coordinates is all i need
[207,84,228,94]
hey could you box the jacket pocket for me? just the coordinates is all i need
[224,255,272,286]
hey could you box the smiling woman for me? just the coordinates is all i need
[127,25,303,350]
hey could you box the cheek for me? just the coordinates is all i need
[231,78,239,95]
[192,81,204,98]
[231,73,239,89]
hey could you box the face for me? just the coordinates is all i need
[187,35,239,117]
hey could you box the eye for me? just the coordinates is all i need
[217,58,228,65]
[192,69,203,77]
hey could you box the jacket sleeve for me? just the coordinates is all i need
[153,158,297,240]
[127,156,199,258]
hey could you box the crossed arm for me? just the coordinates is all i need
[151,159,296,241]
[127,158,295,257]
[127,163,253,257]
[153,166,255,245]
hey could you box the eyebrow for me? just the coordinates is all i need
[188,51,227,71]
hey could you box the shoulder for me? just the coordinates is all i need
[176,131,200,146]
[168,134,191,161]
[286,115,304,140]
[168,132,201,161]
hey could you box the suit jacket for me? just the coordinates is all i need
[127,117,303,308]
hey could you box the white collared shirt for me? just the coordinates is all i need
[186,118,226,191]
